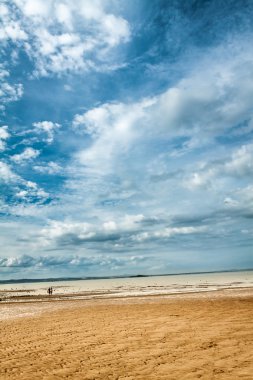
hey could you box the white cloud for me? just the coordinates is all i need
[38,214,146,248]
[26,180,37,189]
[17,0,50,18]
[0,3,27,41]
[0,81,23,105]
[103,220,117,232]
[15,187,50,201]
[16,190,28,198]
[0,125,9,139]
[0,3,8,17]
[120,214,145,230]
[42,220,93,240]
[0,253,146,271]
[70,42,253,183]
[0,161,18,182]
[0,162,50,221]
[0,255,36,268]
[148,51,253,147]
[1,0,131,76]
[225,144,253,177]
[0,125,10,151]
[100,13,130,47]
[34,161,62,174]
[73,98,156,174]
[11,147,40,163]
[133,226,207,242]
[154,226,206,238]
[0,159,49,209]
[36,213,207,251]
[0,65,23,110]
[185,172,211,190]
[0,21,27,41]
[185,143,253,190]
[33,120,61,143]
[55,3,72,28]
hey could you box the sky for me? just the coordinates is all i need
[0,0,253,280]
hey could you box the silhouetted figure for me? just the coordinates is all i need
[47,287,53,295]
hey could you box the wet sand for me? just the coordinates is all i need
[1,289,253,379]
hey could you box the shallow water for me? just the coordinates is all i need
[0,271,252,302]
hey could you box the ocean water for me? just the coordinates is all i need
[0,271,253,302]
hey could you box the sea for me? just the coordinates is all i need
[0,270,253,303]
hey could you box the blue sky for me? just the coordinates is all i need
[0,0,253,279]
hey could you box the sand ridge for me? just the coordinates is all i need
[1,290,253,379]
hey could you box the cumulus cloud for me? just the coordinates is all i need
[0,160,49,206]
[15,186,49,202]
[0,2,27,41]
[0,253,146,272]
[0,65,23,110]
[37,214,207,251]
[0,255,36,268]
[73,98,156,174]
[32,120,61,144]
[0,161,18,182]
[39,215,144,247]
[185,143,253,190]
[11,147,40,163]
[1,0,131,76]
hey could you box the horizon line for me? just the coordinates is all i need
[0,268,253,285]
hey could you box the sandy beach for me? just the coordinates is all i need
[0,289,252,380]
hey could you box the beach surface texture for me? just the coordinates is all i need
[0,289,252,380]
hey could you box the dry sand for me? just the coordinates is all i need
[1,290,253,379]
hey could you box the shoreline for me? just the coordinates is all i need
[1,287,252,320]
[1,270,253,304]
[0,284,253,305]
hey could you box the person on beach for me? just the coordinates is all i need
[47,287,52,295]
